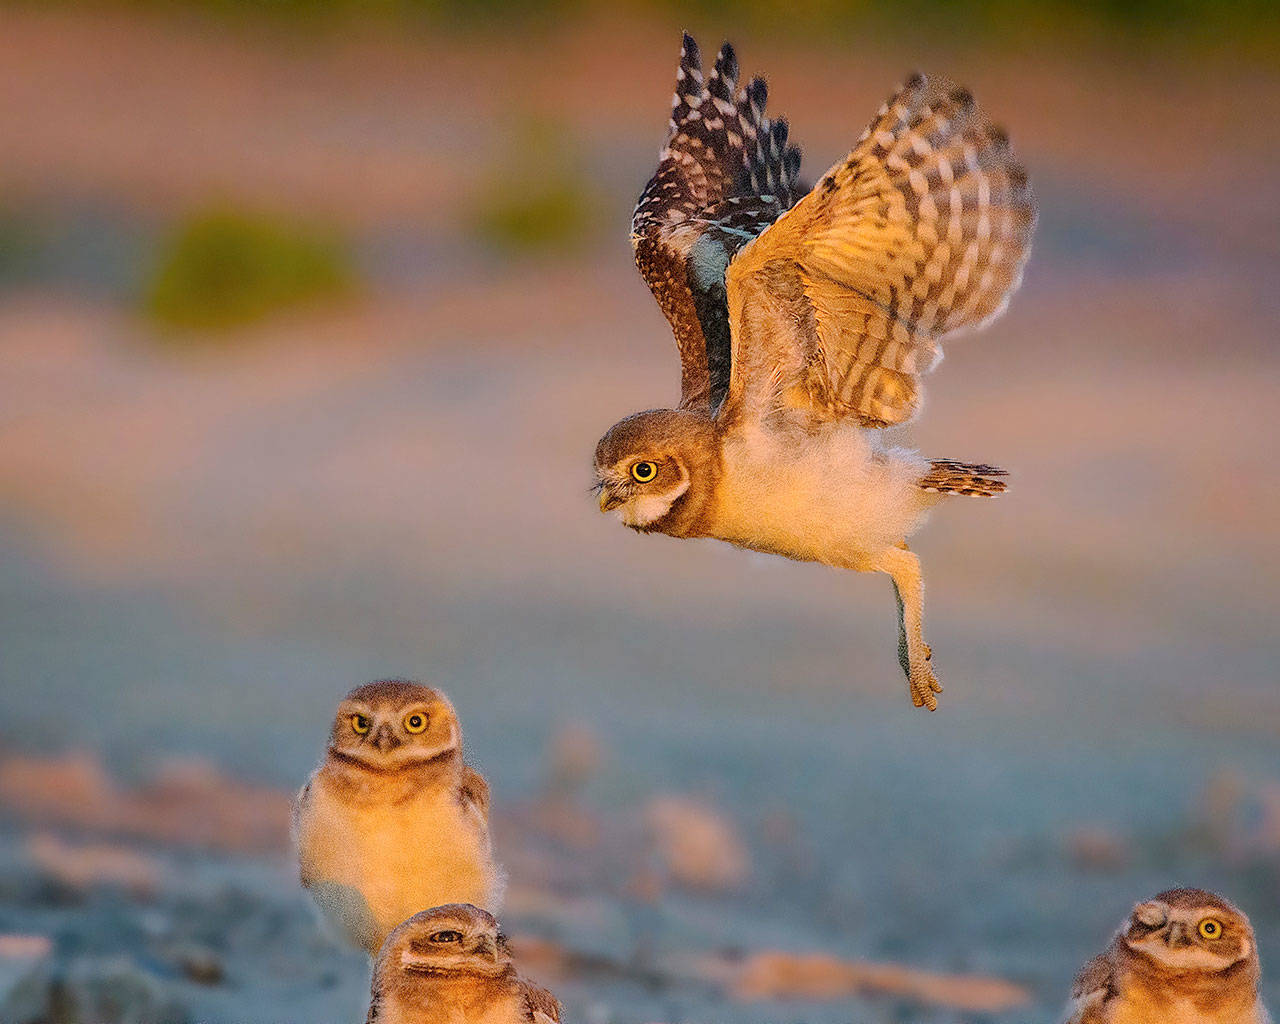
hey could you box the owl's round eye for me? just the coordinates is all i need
[350,714,371,734]
[631,460,657,483]
[1198,918,1223,939]
[403,712,428,734]
[429,930,463,944]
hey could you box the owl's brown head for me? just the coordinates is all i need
[594,409,717,534]
[1122,888,1258,975]
[369,905,515,1022]
[376,904,512,980]
[327,679,460,772]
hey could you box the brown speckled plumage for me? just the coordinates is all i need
[631,33,803,414]
[919,459,1008,496]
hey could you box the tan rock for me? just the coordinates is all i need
[722,950,1031,1013]
[644,795,749,892]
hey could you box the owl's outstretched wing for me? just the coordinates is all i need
[519,978,563,1023]
[1064,951,1115,1024]
[632,34,804,414]
[722,73,1035,429]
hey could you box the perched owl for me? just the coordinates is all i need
[293,680,503,955]
[593,35,1035,709]
[1065,888,1271,1024]
[365,904,562,1024]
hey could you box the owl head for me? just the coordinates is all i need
[594,409,716,531]
[1122,888,1257,975]
[377,904,512,982]
[328,680,460,771]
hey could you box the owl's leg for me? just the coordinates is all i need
[876,543,941,710]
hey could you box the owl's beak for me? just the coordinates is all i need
[599,488,624,513]
[372,723,400,752]
[475,935,499,962]
[1166,922,1192,947]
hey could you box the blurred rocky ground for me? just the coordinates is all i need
[1,736,1279,1022]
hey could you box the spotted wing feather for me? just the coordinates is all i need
[1063,950,1116,1024]
[459,764,491,820]
[919,458,1007,496]
[291,780,317,887]
[632,34,803,413]
[520,978,563,1023]
[723,73,1035,428]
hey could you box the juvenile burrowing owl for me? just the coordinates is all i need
[1065,888,1271,1024]
[366,904,561,1024]
[293,680,503,955]
[593,35,1035,709]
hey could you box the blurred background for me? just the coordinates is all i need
[0,1,1278,1021]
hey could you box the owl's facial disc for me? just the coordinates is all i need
[596,456,691,530]
[329,697,460,771]
[593,408,714,531]
[1125,905,1248,972]
[397,924,509,977]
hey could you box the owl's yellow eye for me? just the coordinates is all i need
[1198,918,1223,940]
[631,460,657,483]
[403,712,428,734]
[429,930,462,944]
[350,714,371,734]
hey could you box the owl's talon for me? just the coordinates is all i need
[908,663,942,710]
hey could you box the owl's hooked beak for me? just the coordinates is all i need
[598,487,624,513]
[371,723,400,752]
[1165,921,1193,948]
[474,935,499,962]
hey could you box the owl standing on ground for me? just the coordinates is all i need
[593,35,1035,709]
[366,904,561,1024]
[293,680,502,955]
[1065,888,1271,1024]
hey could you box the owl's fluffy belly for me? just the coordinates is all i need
[1109,996,1264,1024]
[712,429,932,567]
[304,787,496,950]
[386,982,523,1024]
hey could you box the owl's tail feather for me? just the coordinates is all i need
[919,459,1008,496]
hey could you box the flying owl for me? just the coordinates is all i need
[1065,888,1271,1024]
[293,680,503,955]
[365,904,562,1024]
[593,35,1035,709]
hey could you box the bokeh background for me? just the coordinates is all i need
[1,2,1278,1022]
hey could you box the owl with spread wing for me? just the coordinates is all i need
[593,35,1035,709]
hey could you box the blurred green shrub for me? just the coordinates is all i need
[144,207,353,332]
[48,0,1280,51]
[0,206,43,285]
[469,118,601,258]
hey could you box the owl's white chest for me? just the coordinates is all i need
[713,421,933,567]
[299,779,497,953]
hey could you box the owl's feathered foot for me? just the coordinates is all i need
[905,646,943,710]
[879,544,942,710]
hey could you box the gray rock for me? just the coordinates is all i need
[47,955,189,1024]
[0,934,54,1024]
